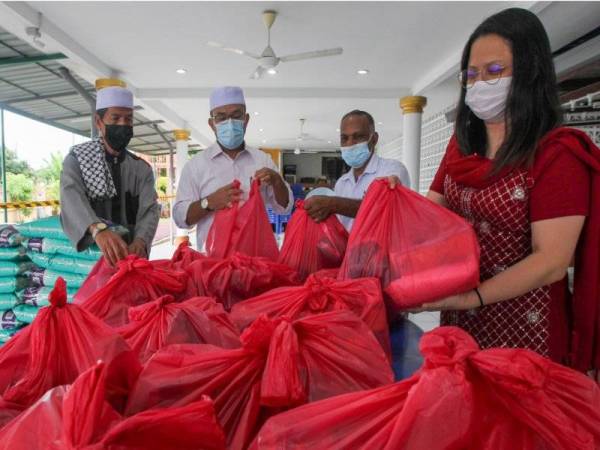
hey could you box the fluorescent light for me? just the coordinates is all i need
[254,112,260,116]
[327,140,332,144]
[267,68,278,75]
[336,128,340,132]
[175,68,187,75]
[262,139,267,144]
[259,128,264,132]
[294,148,301,155]
[377,122,383,125]
[357,69,369,75]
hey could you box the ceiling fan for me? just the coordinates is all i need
[207,10,343,79]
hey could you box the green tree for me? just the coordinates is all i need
[37,151,63,183]
[3,148,33,177]
[156,176,169,196]
[6,172,34,218]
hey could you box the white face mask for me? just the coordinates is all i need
[465,76,512,123]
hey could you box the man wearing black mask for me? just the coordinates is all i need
[60,86,160,265]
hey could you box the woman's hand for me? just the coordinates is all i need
[407,290,480,313]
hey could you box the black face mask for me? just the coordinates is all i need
[102,124,133,152]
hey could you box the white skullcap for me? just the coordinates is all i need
[96,86,134,110]
[209,86,245,111]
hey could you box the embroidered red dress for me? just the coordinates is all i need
[430,128,594,364]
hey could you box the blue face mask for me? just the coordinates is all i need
[216,119,245,150]
[340,141,372,168]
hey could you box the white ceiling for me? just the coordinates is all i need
[1,1,599,151]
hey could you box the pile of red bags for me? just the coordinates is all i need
[185,252,301,311]
[230,273,390,357]
[0,278,140,425]
[206,179,279,261]
[126,311,393,450]
[0,362,226,450]
[339,179,480,311]
[278,200,348,280]
[252,326,600,450]
[119,295,240,363]
[75,255,188,327]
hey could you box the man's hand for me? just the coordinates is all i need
[254,168,284,187]
[128,237,147,259]
[377,175,402,188]
[304,196,335,223]
[207,182,243,210]
[94,230,129,267]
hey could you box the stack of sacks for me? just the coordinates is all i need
[0,226,30,344]
[18,216,102,296]
[126,311,393,449]
[0,278,141,427]
[252,326,600,450]
[118,295,241,363]
[185,252,301,311]
[278,199,348,281]
[0,362,226,450]
[230,273,390,357]
[75,255,188,327]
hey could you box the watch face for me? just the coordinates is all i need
[201,198,209,209]
[97,223,108,231]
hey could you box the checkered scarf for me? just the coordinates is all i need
[71,138,117,200]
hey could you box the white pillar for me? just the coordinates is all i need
[173,129,190,245]
[400,96,427,191]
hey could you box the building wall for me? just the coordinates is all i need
[282,152,342,182]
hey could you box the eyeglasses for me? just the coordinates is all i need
[211,110,245,123]
[458,62,510,89]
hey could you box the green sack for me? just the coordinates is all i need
[0,225,23,248]
[27,252,96,276]
[0,276,30,294]
[0,325,25,344]
[0,260,34,277]
[18,216,69,241]
[0,294,17,310]
[12,304,40,324]
[16,285,76,307]
[0,246,26,261]
[43,269,86,290]
[43,238,101,260]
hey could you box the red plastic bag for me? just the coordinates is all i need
[278,200,348,280]
[252,326,600,450]
[0,278,140,419]
[171,241,205,268]
[339,179,480,310]
[75,255,188,327]
[118,295,240,363]
[230,274,390,357]
[0,362,226,450]
[126,311,393,450]
[75,256,118,302]
[206,179,279,260]
[185,252,301,311]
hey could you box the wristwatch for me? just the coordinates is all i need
[200,197,213,211]
[90,222,108,240]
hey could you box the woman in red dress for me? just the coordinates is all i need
[406,8,600,372]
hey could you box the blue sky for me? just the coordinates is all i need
[3,111,88,170]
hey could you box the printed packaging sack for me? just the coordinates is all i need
[24,267,86,290]
[252,326,600,450]
[118,295,240,363]
[206,179,279,260]
[25,236,101,260]
[0,226,22,248]
[0,278,141,419]
[126,311,393,450]
[27,252,97,275]
[17,216,68,241]
[339,179,480,310]
[230,274,390,357]
[0,362,226,450]
[0,247,25,261]
[278,199,348,280]
[16,285,77,307]
[185,252,301,311]
[75,256,188,327]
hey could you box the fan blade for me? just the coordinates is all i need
[249,66,266,80]
[279,47,343,63]
[207,41,260,59]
